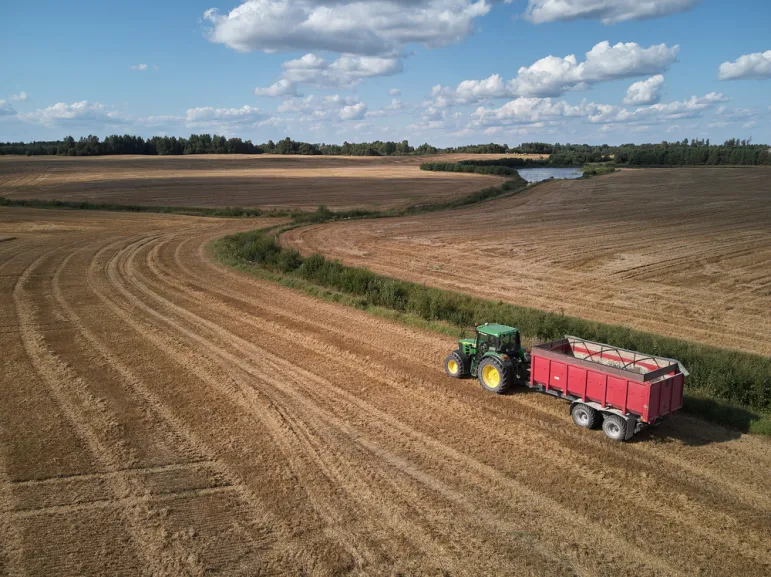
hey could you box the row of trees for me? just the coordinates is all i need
[614,139,770,166]
[1,135,769,165]
[0,134,262,156]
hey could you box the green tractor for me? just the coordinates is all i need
[444,323,530,393]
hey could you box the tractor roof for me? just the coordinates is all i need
[477,323,518,337]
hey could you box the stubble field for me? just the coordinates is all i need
[1,206,771,576]
[0,154,533,210]
[283,168,771,356]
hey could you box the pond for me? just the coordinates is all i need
[516,167,583,182]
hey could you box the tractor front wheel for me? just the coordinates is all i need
[444,351,469,378]
[477,357,511,394]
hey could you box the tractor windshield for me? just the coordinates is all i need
[498,332,519,353]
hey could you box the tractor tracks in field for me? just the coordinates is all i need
[12,242,211,577]
[110,227,760,572]
[3,208,771,577]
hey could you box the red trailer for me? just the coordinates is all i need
[529,336,687,441]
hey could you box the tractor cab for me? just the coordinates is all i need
[445,323,530,394]
[476,324,522,358]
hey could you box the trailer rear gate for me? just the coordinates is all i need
[530,336,686,424]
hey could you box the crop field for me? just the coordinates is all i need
[1,205,770,576]
[0,154,528,210]
[284,168,771,357]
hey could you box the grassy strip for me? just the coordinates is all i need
[214,226,771,436]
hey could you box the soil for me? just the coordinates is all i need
[283,168,771,356]
[1,205,769,576]
[0,154,540,210]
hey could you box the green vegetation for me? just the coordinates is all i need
[5,135,769,165]
[215,226,771,436]
[582,163,616,177]
[614,138,770,166]
[419,162,520,177]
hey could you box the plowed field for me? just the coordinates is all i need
[0,154,518,210]
[284,168,771,356]
[1,206,770,576]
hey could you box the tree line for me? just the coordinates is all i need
[1,135,769,165]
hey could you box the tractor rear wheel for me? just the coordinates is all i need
[477,357,511,394]
[444,351,468,378]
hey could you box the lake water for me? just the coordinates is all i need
[516,167,583,182]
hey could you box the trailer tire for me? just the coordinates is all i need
[571,403,597,429]
[444,351,469,378]
[477,357,511,394]
[602,414,627,442]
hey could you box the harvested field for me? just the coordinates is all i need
[0,154,521,210]
[1,206,770,576]
[284,168,771,356]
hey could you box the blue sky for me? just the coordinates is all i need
[1,0,770,146]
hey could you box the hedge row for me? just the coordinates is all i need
[419,162,521,177]
[583,164,617,176]
[220,228,771,432]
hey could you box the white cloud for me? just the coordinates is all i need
[512,41,679,97]
[586,92,728,124]
[430,41,679,106]
[0,100,18,116]
[277,94,368,122]
[456,74,509,102]
[129,64,148,71]
[339,102,367,120]
[203,0,499,56]
[256,52,402,94]
[462,91,728,133]
[524,0,700,24]
[365,98,409,118]
[185,105,264,128]
[470,97,584,127]
[8,91,28,102]
[255,78,300,97]
[388,88,401,96]
[624,74,664,105]
[718,51,771,80]
[21,101,128,127]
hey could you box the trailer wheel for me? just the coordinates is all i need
[477,357,511,394]
[602,414,627,442]
[444,351,469,378]
[571,404,597,429]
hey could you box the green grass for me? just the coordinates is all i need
[582,163,617,177]
[213,226,771,437]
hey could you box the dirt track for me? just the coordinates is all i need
[284,168,771,356]
[0,155,514,210]
[1,206,770,576]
